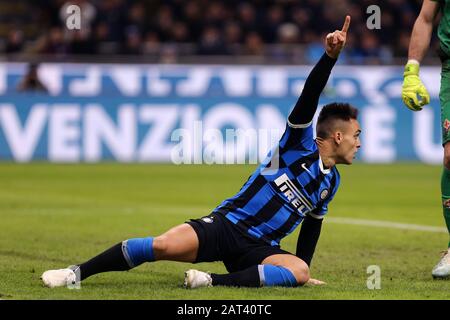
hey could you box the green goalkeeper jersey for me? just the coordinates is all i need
[434,0,450,57]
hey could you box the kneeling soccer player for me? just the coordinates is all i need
[42,16,361,289]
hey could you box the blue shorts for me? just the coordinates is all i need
[186,213,291,273]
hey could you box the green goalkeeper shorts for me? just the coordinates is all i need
[441,59,450,145]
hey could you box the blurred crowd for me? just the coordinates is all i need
[0,0,441,64]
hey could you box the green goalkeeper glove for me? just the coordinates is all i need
[401,62,430,111]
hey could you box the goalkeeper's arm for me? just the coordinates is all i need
[402,0,439,111]
[408,0,439,63]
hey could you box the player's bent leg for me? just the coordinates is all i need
[41,241,131,288]
[261,254,310,286]
[186,254,309,289]
[42,223,200,288]
[152,223,199,262]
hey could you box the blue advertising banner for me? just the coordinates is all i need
[0,63,443,163]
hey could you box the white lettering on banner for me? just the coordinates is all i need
[171,124,282,165]
[203,128,224,164]
[177,68,253,97]
[171,121,204,164]
[180,105,201,130]
[203,103,255,164]
[223,68,252,96]
[147,69,172,96]
[84,104,135,162]
[362,106,396,163]
[334,79,358,98]
[178,105,201,164]
[138,105,178,162]
[70,67,101,96]
[171,128,189,165]
[421,68,440,97]
[0,104,48,162]
[258,69,287,97]
[256,105,285,160]
[414,109,442,164]
[49,105,80,162]
[1,64,441,100]
[193,119,203,164]
[226,128,258,164]
[0,63,444,163]
[203,103,254,131]
[334,69,387,103]
[109,67,141,96]
[39,65,63,96]
[177,68,211,96]
[290,79,306,96]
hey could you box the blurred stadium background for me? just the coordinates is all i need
[0,0,444,164]
[0,0,443,65]
[1,0,450,300]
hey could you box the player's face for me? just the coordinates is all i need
[336,119,361,164]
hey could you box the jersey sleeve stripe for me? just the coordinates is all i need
[287,118,313,129]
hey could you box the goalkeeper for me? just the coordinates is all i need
[402,0,450,278]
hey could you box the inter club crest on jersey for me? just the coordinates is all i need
[320,189,329,200]
[201,216,214,223]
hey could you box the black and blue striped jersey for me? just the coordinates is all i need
[214,121,340,246]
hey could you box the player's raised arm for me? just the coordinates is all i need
[288,15,350,127]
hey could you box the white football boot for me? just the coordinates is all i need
[41,266,79,288]
[184,269,212,289]
[432,249,450,279]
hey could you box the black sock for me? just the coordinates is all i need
[77,242,131,280]
[211,265,261,287]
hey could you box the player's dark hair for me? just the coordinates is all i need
[316,103,358,139]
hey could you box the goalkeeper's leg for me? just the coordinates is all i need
[184,254,309,288]
[434,149,450,279]
[41,224,199,288]
[434,62,450,279]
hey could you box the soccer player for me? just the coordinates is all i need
[42,16,361,289]
[401,0,450,278]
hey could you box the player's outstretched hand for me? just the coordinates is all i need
[325,15,350,59]
[306,278,327,286]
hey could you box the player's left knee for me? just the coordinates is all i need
[289,261,310,286]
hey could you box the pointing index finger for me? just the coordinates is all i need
[341,15,351,33]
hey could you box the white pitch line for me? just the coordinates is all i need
[326,217,448,233]
[7,204,447,234]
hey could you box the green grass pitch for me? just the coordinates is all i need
[0,162,449,299]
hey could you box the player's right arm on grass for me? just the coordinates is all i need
[296,214,322,267]
[296,214,327,286]
[402,0,439,111]
[287,16,350,127]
